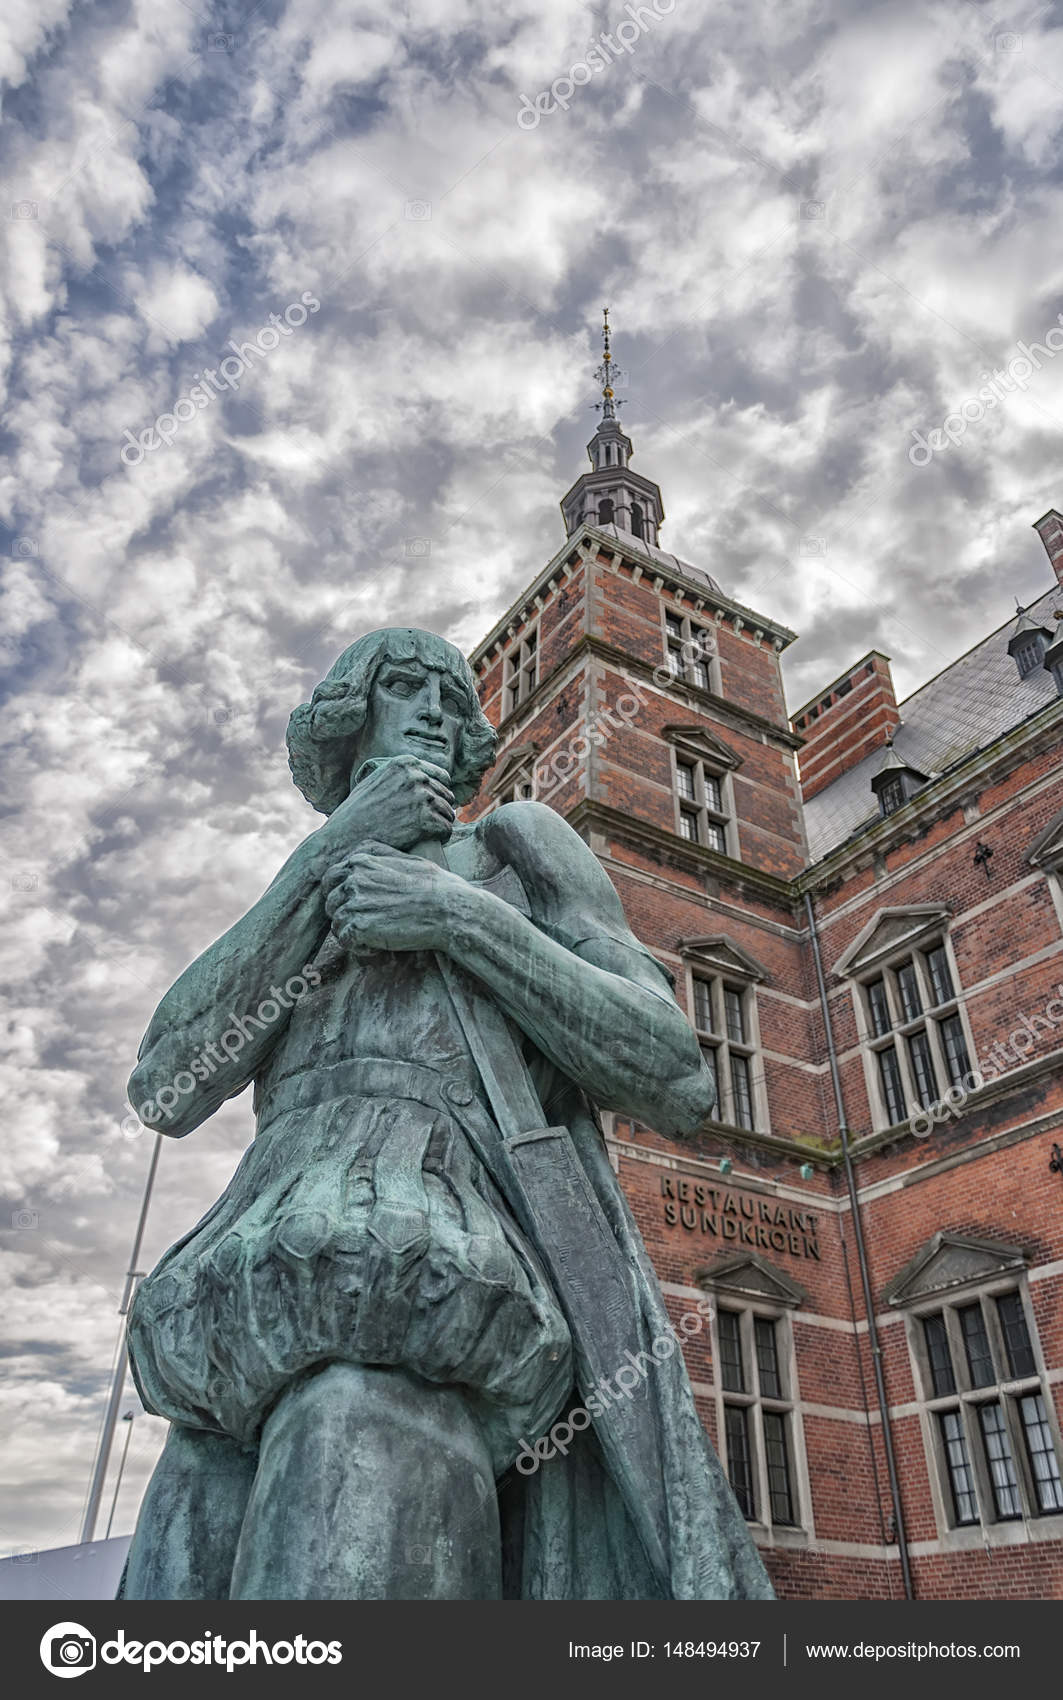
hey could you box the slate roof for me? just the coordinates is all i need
[801,585,1063,864]
[593,523,724,593]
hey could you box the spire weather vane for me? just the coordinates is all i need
[593,306,627,420]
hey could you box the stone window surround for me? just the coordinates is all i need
[697,1256,814,1545]
[679,937,770,1137]
[889,1251,1063,1551]
[483,740,537,809]
[673,749,734,857]
[668,731,738,860]
[1026,808,1063,935]
[839,911,978,1135]
[661,605,723,697]
[502,622,540,718]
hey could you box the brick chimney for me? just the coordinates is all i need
[791,650,900,803]
[1033,509,1063,586]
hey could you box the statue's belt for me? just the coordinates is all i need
[254,1055,484,1132]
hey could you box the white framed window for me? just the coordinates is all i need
[673,750,732,856]
[663,609,719,694]
[704,1291,806,1534]
[853,935,975,1131]
[503,624,539,717]
[699,1259,812,1541]
[889,1245,1063,1539]
[1014,633,1046,677]
[689,972,760,1132]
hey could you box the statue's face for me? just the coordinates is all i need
[357,655,466,775]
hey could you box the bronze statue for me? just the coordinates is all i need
[119,627,772,1601]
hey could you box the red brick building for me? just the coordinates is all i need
[465,331,1063,1600]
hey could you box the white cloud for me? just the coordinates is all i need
[3,0,1063,1558]
[126,264,220,350]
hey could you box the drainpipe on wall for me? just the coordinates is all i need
[804,892,915,1600]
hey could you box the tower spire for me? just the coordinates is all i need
[594,306,624,422]
[559,307,665,545]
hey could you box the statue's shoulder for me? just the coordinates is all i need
[477,801,621,920]
[479,799,590,870]
[475,804,676,995]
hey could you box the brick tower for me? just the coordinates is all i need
[463,315,1063,1601]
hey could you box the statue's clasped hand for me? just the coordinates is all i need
[323,841,464,954]
[322,754,456,855]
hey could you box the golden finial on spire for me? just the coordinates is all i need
[594,306,624,421]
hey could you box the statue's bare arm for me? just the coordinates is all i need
[324,801,716,1138]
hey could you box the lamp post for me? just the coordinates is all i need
[104,1412,136,1541]
[79,1133,162,1544]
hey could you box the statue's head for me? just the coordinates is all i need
[286,628,497,814]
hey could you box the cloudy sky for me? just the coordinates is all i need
[3,0,1063,1559]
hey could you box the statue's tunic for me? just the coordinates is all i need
[127,907,574,1473]
[125,810,775,1600]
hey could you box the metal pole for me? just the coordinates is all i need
[804,893,915,1600]
[80,1133,162,1544]
[105,1413,135,1541]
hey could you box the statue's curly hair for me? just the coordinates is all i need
[286,627,497,815]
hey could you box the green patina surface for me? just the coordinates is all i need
[119,628,774,1602]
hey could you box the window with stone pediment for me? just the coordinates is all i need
[885,1234,1063,1541]
[667,727,739,859]
[697,1255,811,1539]
[680,937,768,1135]
[486,742,537,809]
[1026,806,1063,935]
[835,907,978,1134]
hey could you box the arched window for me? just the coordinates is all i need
[598,498,615,526]
[630,502,644,540]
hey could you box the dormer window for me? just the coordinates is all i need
[1014,634,1046,677]
[871,741,927,819]
[1007,608,1053,680]
[1042,618,1063,694]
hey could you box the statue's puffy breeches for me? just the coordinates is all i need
[127,1062,573,1473]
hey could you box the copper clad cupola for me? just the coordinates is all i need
[560,308,666,544]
